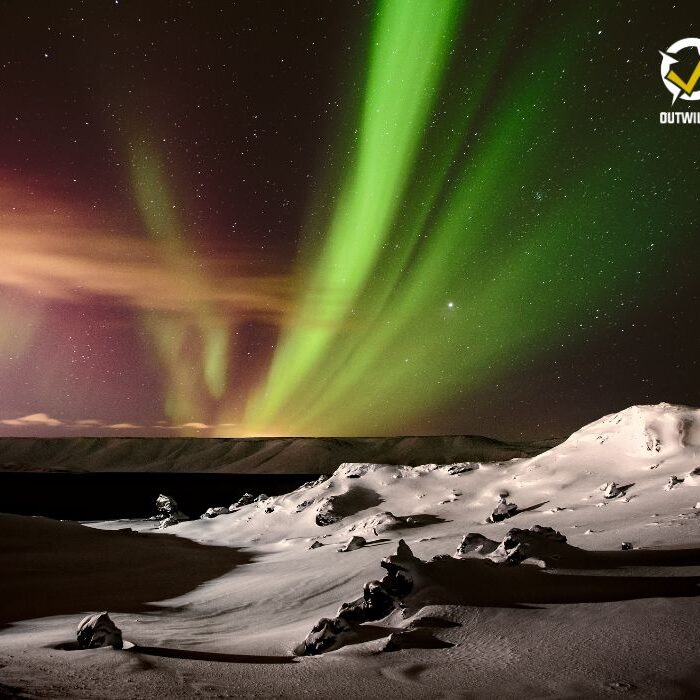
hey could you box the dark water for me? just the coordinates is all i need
[0,473,318,520]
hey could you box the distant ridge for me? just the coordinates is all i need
[0,434,559,474]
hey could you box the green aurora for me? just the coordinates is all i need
[105,0,698,437]
[236,0,694,435]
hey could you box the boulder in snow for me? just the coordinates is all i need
[455,532,499,558]
[487,493,517,523]
[155,494,188,523]
[665,476,683,491]
[338,536,366,553]
[487,525,567,566]
[229,493,254,510]
[296,499,314,513]
[315,497,340,527]
[296,540,416,656]
[201,506,229,519]
[445,463,479,475]
[294,616,353,656]
[77,612,123,650]
[602,482,622,499]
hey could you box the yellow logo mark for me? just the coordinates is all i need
[665,60,700,96]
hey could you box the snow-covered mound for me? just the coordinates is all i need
[557,402,700,457]
[150,404,700,555]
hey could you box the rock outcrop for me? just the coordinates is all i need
[487,493,517,522]
[295,540,416,655]
[602,482,622,499]
[455,532,499,558]
[300,475,329,489]
[315,497,341,527]
[154,494,188,526]
[665,476,683,491]
[486,525,567,566]
[201,506,229,519]
[77,612,123,650]
[229,493,254,510]
[338,536,366,552]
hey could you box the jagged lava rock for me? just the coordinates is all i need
[338,535,366,552]
[77,612,123,650]
[315,497,340,527]
[665,476,683,491]
[487,494,517,523]
[154,494,188,523]
[603,482,622,499]
[455,533,499,558]
[487,525,567,566]
[293,616,353,656]
[201,506,229,519]
[229,493,254,510]
[296,540,417,655]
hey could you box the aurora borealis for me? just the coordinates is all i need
[0,1,698,439]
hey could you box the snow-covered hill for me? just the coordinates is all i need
[557,402,700,455]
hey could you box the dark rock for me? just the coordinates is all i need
[315,497,340,526]
[77,612,123,650]
[621,542,633,550]
[296,499,314,513]
[336,579,398,624]
[264,506,275,514]
[301,475,329,488]
[362,580,397,620]
[201,506,229,519]
[455,532,499,558]
[296,541,414,656]
[487,494,517,523]
[665,475,683,491]
[156,494,178,515]
[603,482,622,499]
[338,535,366,552]
[380,539,416,596]
[446,463,479,475]
[293,616,353,656]
[487,526,567,565]
[309,540,324,550]
[229,493,254,510]
[155,494,188,523]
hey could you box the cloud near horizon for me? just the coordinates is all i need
[0,413,223,434]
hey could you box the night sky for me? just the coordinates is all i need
[0,0,698,440]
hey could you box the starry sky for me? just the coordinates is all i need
[0,0,698,440]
